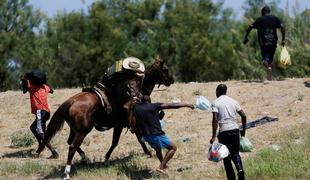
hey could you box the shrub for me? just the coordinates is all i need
[192,89,202,96]
[10,129,34,148]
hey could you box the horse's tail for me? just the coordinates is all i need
[44,99,73,144]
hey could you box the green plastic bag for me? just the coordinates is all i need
[240,136,253,152]
[278,46,291,69]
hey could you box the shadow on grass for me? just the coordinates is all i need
[42,153,158,180]
[1,149,38,159]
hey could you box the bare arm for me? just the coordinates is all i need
[237,110,247,136]
[210,112,218,144]
[160,103,194,110]
[49,86,54,94]
[243,25,253,44]
[20,76,29,94]
[46,84,54,94]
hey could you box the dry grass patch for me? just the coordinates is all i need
[0,78,309,179]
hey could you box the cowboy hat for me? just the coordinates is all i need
[122,57,145,73]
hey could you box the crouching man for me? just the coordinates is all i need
[134,95,194,174]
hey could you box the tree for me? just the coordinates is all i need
[0,0,42,91]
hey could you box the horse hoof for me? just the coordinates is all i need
[48,152,59,159]
[104,155,110,162]
[81,155,91,164]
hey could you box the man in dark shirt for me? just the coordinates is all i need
[243,6,285,81]
[134,95,194,174]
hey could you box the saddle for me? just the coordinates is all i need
[82,82,112,114]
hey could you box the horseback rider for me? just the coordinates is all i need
[100,57,145,129]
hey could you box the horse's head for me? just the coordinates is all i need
[157,62,174,87]
[142,56,174,95]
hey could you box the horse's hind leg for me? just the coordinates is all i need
[135,131,152,157]
[45,142,59,159]
[63,132,86,180]
[67,129,89,163]
[105,126,123,161]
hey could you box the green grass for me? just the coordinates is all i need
[10,129,35,148]
[0,161,53,176]
[243,126,310,180]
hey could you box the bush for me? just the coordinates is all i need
[10,129,34,148]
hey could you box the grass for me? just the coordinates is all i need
[3,126,310,179]
[243,125,310,180]
[192,89,202,96]
[297,93,304,101]
[0,161,53,176]
[0,80,309,179]
[10,129,35,148]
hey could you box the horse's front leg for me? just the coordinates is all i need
[105,126,123,161]
[135,131,152,157]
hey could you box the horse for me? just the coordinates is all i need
[42,59,174,179]
[104,59,174,161]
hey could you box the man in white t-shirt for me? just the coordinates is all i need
[210,84,247,180]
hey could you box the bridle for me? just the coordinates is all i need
[146,63,170,85]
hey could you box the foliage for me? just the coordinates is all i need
[10,129,34,147]
[0,0,43,91]
[243,126,310,179]
[0,0,309,91]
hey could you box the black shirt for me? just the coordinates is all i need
[252,15,282,46]
[134,103,164,135]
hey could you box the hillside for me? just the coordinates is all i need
[0,78,309,179]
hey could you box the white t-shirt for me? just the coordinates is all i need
[211,95,241,132]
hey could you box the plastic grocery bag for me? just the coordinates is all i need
[278,46,291,69]
[240,136,253,152]
[207,142,229,162]
[159,120,165,129]
[196,96,211,110]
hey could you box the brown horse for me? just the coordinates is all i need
[42,59,174,179]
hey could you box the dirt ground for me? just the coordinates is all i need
[0,78,309,179]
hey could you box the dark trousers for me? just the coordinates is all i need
[218,129,245,180]
[261,45,277,65]
[30,110,50,141]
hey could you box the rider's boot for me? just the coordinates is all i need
[102,94,112,114]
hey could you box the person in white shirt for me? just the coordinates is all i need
[210,84,247,180]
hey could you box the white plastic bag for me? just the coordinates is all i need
[207,142,229,162]
[278,46,291,69]
[196,96,211,110]
[159,120,165,129]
